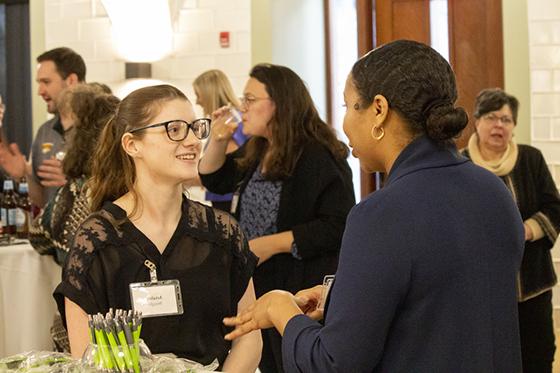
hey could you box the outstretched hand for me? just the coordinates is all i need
[523,223,534,241]
[37,158,67,187]
[223,290,302,340]
[0,142,27,179]
[294,285,325,321]
[210,106,239,143]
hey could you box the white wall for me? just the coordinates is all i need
[528,0,560,172]
[527,0,560,321]
[503,0,531,145]
[258,0,327,120]
[250,0,272,66]
[35,0,327,141]
[34,0,252,126]
[272,0,326,119]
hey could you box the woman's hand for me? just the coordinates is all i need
[211,106,239,143]
[524,223,534,241]
[199,106,240,175]
[294,285,325,321]
[248,237,274,265]
[223,290,302,340]
[248,232,295,266]
[0,142,27,179]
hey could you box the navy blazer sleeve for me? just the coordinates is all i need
[282,199,412,372]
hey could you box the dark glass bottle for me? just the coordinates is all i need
[16,179,31,239]
[1,179,17,237]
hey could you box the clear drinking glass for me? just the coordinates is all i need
[82,338,152,372]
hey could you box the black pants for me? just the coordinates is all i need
[518,290,556,373]
[259,328,284,373]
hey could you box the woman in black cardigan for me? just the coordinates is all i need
[463,88,560,373]
[199,63,355,373]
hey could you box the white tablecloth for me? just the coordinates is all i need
[0,242,61,357]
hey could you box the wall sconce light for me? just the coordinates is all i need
[101,0,174,62]
[113,63,165,99]
[125,62,152,79]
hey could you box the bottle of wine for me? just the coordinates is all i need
[1,179,17,238]
[16,178,31,239]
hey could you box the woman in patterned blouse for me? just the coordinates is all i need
[30,83,118,266]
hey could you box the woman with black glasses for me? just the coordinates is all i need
[54,84,262,372]
[463,88,560,373]
[199,64,355,373]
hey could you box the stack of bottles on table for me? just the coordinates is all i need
[0,177,31,241]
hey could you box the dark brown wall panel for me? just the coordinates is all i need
[449,0,504,148]
[356,0,376,198]
[376,0,431,45]
[357,0,375,55]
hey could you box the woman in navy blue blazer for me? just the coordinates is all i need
[223,40,526,372]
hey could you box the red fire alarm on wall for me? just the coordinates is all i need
[219,31,230,48]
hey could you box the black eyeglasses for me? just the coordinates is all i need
[240,95,271,108]
[128,118,211,141]
[481,113,514,126]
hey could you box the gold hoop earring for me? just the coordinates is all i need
[371,126,385,141]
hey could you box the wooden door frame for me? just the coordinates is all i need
[356,0,377,199]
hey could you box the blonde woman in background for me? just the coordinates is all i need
[193,70,248,212]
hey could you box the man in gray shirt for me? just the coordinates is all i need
[0,47,86,206]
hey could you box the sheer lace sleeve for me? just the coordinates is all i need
[214,209,258,309]
[53,210,115,319]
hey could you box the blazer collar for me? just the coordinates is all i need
[385,135,469,186]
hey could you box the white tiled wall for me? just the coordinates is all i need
[43,0,252,114]
[527,0,560,315]
[43,0,251,203]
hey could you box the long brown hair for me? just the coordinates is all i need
[89,84,189,213]
[61,84,120,179]
[238,64,348,180]
[193,69,240,116]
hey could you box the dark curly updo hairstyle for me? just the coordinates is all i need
[473,88,519,124]
[351,39,468,144]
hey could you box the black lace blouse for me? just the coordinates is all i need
[53,197,257,365]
